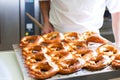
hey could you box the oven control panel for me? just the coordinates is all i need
[25,0,35,36]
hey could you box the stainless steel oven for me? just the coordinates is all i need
[0,0,41,50]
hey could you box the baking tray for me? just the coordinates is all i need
[13,44,119,80]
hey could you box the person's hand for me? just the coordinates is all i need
[42,23,54,34]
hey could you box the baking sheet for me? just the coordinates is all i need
[13,44,120,80]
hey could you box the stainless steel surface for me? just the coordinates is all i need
[0,0,20,50]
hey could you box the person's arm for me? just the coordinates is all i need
[39,0,54,34]
[111,12,120,47]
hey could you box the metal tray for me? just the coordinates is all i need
[13,44,119,80]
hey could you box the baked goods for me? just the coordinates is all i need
[42,31,64,43]
[111,53,120,69]
[63,32,81,42]
[84,54,111,71]
[20,35,39,48]
[28,61,59,79]
[86,36,107,44]
[20,35,45,48]
[22,45,44,57]
[58,58,85,74]
[19,31,119,79]
[96,44,119,59]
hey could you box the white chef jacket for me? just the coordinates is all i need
[40,0,120,34]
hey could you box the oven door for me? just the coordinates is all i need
[0,0,20,51]
[0,0,41,51]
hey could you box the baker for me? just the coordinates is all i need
[39,0,120,47]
